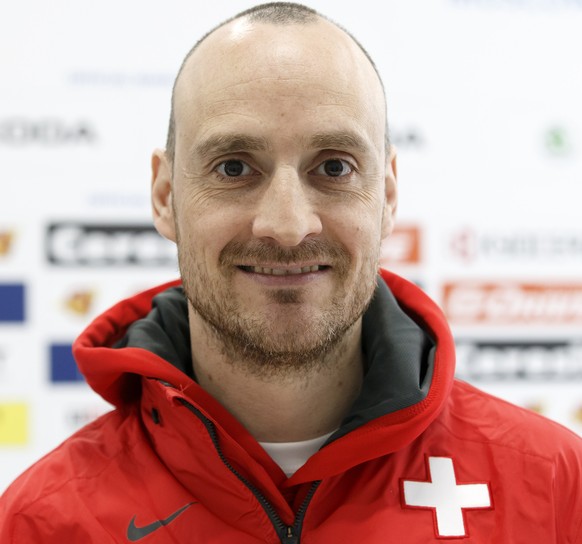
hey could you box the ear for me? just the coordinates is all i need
[381,144,398,239]
[151,149,177,242]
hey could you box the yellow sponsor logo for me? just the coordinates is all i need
[64,290,94,316]
[0,402,28,445]
[0,230,15,257]
[523,401,545,415]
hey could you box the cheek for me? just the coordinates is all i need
[327,211,383,265]
[176,199,250,262]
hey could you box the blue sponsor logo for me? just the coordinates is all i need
[50,343,85,383]
[0,283,25,323]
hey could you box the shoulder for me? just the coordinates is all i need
[446,379,582,455]
[0,408,141,534]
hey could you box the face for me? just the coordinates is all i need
[152,17,397,373]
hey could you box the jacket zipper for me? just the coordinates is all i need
[287,480,321,542]
[176,397,321,543]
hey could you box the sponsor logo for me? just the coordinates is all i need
[0,283,26,323]
[455,339,582,381]
[46,223,176,267]
[50,343,85,383]
[450,228,582,263]
[65,405,110,430]
[522,400,545,414]
[127,502,197,542]
[0,119,96,145]
[381,225,422,266]
[0,402,28,445]
[544,126,573,157]
[391,128,425,150]
[443,282,582,324]
[0,230,15,257]
[64,290,95,316]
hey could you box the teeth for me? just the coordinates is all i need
[249,265,321,275]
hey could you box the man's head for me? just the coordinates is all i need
[164,2,389,164]
[151,2,397,376]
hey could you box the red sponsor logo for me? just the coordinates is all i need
[380,225,421,266]
[450,228,582,263]
[443,282,582,324]
[450,228,477,262]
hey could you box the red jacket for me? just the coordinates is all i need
[2,271,581,543]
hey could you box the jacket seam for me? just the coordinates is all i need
[432,417,557,463]
[9,512,20,544]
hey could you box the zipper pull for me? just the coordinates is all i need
[284,526,299,543]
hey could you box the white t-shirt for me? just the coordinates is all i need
[259,431,336,477]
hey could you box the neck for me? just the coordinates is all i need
[188,307,364,442]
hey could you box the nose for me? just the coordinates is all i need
[251,167,323,247]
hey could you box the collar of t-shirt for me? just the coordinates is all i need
[259,431,336,477]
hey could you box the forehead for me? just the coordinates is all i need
[173,17,386,151]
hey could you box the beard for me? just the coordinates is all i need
[177,235,379,379]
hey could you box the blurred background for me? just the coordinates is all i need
[1,0,581,493]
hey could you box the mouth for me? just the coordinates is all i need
[238,265,329,276]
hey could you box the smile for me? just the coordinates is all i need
[239,265,327,276]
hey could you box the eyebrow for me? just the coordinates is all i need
[193,130,371,161]
[306,131,370,152]
[195,134,271,160]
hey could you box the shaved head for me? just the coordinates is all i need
[165,2,388,162]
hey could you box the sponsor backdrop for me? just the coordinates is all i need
[1,0,581,492]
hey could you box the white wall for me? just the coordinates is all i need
[1,0,582,493]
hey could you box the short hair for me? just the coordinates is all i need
[165,2,387,163]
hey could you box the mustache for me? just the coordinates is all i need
[219,238,350,269]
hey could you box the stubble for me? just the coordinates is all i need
[178,236,379,379]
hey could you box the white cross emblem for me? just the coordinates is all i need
[402,457,492,538]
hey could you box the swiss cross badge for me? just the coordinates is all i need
[401,456,492,538]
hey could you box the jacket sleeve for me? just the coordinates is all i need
[554,430,582,543]
[1,512,50,544]
[0,483,114,543]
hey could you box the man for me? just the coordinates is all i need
[1,2,581,542]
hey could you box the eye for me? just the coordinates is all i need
[215,159,254,178]
[312,158,353,178]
